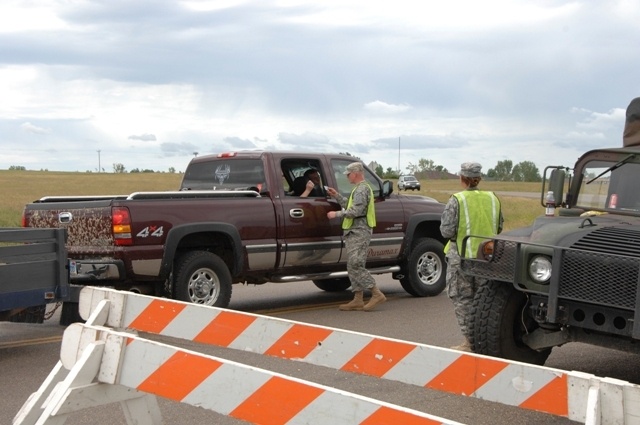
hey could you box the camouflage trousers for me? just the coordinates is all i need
[445,250,481,340]
[344,228,375,291]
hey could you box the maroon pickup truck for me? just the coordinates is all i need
[23,151,447,324]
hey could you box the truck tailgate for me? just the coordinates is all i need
[24,200,115,252]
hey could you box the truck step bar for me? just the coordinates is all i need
[270,266,401,283]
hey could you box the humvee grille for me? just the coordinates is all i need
[559,250,638,310]
[570,227,640,258]
[562,227,640,309]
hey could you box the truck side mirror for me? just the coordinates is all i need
[382,180,393,197]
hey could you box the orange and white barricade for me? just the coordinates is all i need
[14,287,640,424]
[14,320,463,425]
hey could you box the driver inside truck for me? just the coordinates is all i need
[292,168,324,197]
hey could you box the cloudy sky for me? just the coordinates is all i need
[1,0,639,174]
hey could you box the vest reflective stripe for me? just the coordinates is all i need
[450,190,500,258]
[342,182,376,229]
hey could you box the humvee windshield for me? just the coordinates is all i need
[578,157,640,211]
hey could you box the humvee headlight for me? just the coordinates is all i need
[529,256,552,283]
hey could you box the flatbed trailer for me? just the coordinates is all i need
[0,227,69,323]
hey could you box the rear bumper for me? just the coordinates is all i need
[69,259,125,282]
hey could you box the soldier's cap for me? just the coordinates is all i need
[460,162,482,178]
[344,162,364,175]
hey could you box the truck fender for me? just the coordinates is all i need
[161,222,244,278]
[402,212,445,255]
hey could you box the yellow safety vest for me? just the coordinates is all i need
[444,190,500,258]
[342,182,376,229]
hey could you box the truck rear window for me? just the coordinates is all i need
[181,159,267,192]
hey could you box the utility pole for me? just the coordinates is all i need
[97,150,101,173]
[398,137,401,174]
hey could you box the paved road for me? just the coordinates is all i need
[3,277,637,424]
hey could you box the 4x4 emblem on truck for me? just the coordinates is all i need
[137,226,164,238]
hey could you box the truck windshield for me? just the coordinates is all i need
[577,158,640,211]
[181,159,267,192]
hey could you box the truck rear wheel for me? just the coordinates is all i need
[312,278,351,292]
[400,238,446,297]
[472,280,551,365]
[174,251,232,308]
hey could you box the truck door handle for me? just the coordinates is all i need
[290,209,304,218]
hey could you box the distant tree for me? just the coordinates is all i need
[130,168,140,173]
[407,158,436,173]
[512,161,541,182]
[488,160,513,181]
[142,169,155,173]
[375,164,384,177]
[113,163,126,173]
[384,167,399,179]
[405,158,448,175]
[168,167,176,173]
[8,165,26,170]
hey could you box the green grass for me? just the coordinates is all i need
[2,171,181,227]
[2,171,544,231]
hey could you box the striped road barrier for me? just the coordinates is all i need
[15,287,640,424]
[14,320,464,424]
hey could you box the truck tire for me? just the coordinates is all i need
[174,251,232,308]
[400,238,446,297]
[312,278,351,292]
[60,302,84,326]
[9,305,46,323]
[472,280,551,365]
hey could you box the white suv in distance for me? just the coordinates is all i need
[398,175,421,191]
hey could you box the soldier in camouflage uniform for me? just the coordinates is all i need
[326,162,386,311]
[440,162,503,351]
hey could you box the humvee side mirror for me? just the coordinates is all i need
[547,168,565,207]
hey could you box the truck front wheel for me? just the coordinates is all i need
[174,251,232,308]
[400,238,446,297]
[472,280,551,365]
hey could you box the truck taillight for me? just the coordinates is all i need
[112,207,133,246]
[217,152,237,158]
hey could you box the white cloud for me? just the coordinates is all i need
[0,1,68,33]
[20,122,51,135]
[129,133,158,142]
[363,101,412,114]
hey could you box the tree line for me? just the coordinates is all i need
[373,158,542,182]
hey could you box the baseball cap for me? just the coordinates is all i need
[344,162,364,175]
[460,162,482,178]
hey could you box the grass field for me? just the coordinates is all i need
[2,170,544,231]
